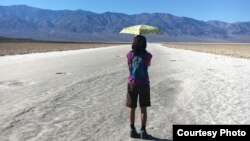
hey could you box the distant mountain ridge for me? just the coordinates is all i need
[0,5,250,42]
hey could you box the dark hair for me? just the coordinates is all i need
[132,35,147,56]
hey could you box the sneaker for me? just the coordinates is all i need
[130,129,139,138]
[140,130,148,139]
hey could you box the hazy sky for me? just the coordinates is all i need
[0,0,249,23]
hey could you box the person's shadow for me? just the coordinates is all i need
[143,133,172,141]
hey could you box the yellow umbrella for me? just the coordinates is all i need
[119,24,161,35]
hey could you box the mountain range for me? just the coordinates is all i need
[0,5,250,42]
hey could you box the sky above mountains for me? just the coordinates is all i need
[0,0,250,23]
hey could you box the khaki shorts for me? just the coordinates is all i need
[126,84,151,108]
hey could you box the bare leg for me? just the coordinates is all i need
[140,107,147,127]
[129,108,138,138]
[129,108,136,125]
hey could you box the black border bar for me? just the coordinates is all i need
[173,125,250,141]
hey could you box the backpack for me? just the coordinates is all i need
[129,52,147,80]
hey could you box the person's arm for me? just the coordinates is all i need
[127,53,132,67]
[147,54,152,67]
[128,60,131,67]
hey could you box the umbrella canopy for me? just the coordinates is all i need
[119,24,160,35]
